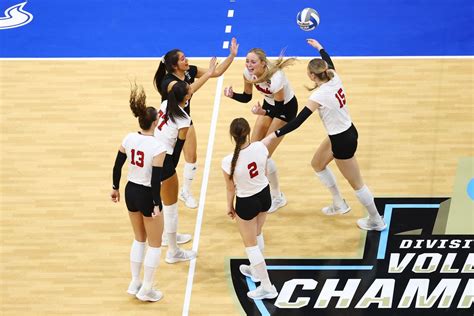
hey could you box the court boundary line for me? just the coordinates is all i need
[181,75,225,316]
[1,56,473,61]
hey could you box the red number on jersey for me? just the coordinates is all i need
[131,149,144,167]
[247,162,259,178]
[157,110,169,131]
[335,88,346,108]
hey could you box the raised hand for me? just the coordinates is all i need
[307,38,323,50]
[229,37,239,57]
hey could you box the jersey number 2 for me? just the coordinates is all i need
[335,88,346,108]
[131,149,144,167]
[247,162,259,179]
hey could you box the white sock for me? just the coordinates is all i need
[142,246,161,290]
[316,167,344,206]
[256,233,265,253]
[246,246,272,290]
[182,162,197,194]
[355,185,381,221]
[163,203,179,252]
[130,240,146,282]
[266,158,281,198]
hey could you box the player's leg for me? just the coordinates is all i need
[264,117,287,213]
[180,124,198,209]
[335,157,386,231]
[136,212,164,302]
[161,172,197,263]
[312,137,350,215]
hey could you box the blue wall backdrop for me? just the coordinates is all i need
[0,0,473,57]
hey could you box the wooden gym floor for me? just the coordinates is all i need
[0,58,472,315]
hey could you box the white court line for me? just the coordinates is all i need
[182,75,224,316]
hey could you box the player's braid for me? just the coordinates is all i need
[229,118,251,180]
[229,136,245,179]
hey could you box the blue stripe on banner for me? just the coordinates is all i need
[267,265,373,270]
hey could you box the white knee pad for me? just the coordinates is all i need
[184,162,197,180]
[130,240,146,263]
[266,158,277,175]
[245,245,265,266]
[316,167,337,188]
[355,185,374,206]
[163,203,178,234]
[143,246,161,268]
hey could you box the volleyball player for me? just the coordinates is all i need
[154,38,239,209]
[224,48,297,213]
[262,39,386,231]
[155,58,218,263]
[110,84,166,302]
[222,117,278,300]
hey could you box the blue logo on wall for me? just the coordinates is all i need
[0,2,33,30]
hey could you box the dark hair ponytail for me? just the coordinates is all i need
[166,81,189,123]
[153,49,182,97]
[229,118,251,179]
[129,83,158,130]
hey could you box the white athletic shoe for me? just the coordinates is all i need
[165,248,197,264]
[127,279,142,295]
[357,216,387,231]
[321,200,351,215]
[179,189,198,209]
[267,193,287,214]
[239,264,260,282]
[161,233,192,247]
[247,285,278,300]
[136,287,163,302]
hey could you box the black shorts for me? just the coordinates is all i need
[125,181,154,217]
[262,96,298,122]
[235,185,271,220]
[328,123,359,159]
[162,154,176,181]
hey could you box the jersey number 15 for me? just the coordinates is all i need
[335,88,346,108]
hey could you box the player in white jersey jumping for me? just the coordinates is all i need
[154,57,217,264]
[154,38,239,209]
[262,39,386,231]
[110,84,167,302]
[222,118,278,300]
[224,48,298,214]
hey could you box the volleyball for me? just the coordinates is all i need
[296,8,320,31]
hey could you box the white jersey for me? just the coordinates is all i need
[244,68,294,105]
[309,72,352,135]
[221,142,269,198]
[122,132,166,187]
[154,100,191,154]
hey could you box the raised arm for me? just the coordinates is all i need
[307,39,335,70]
[197,38,239,78]
[190,57,218,93]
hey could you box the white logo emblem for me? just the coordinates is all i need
[0,2,33,30]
